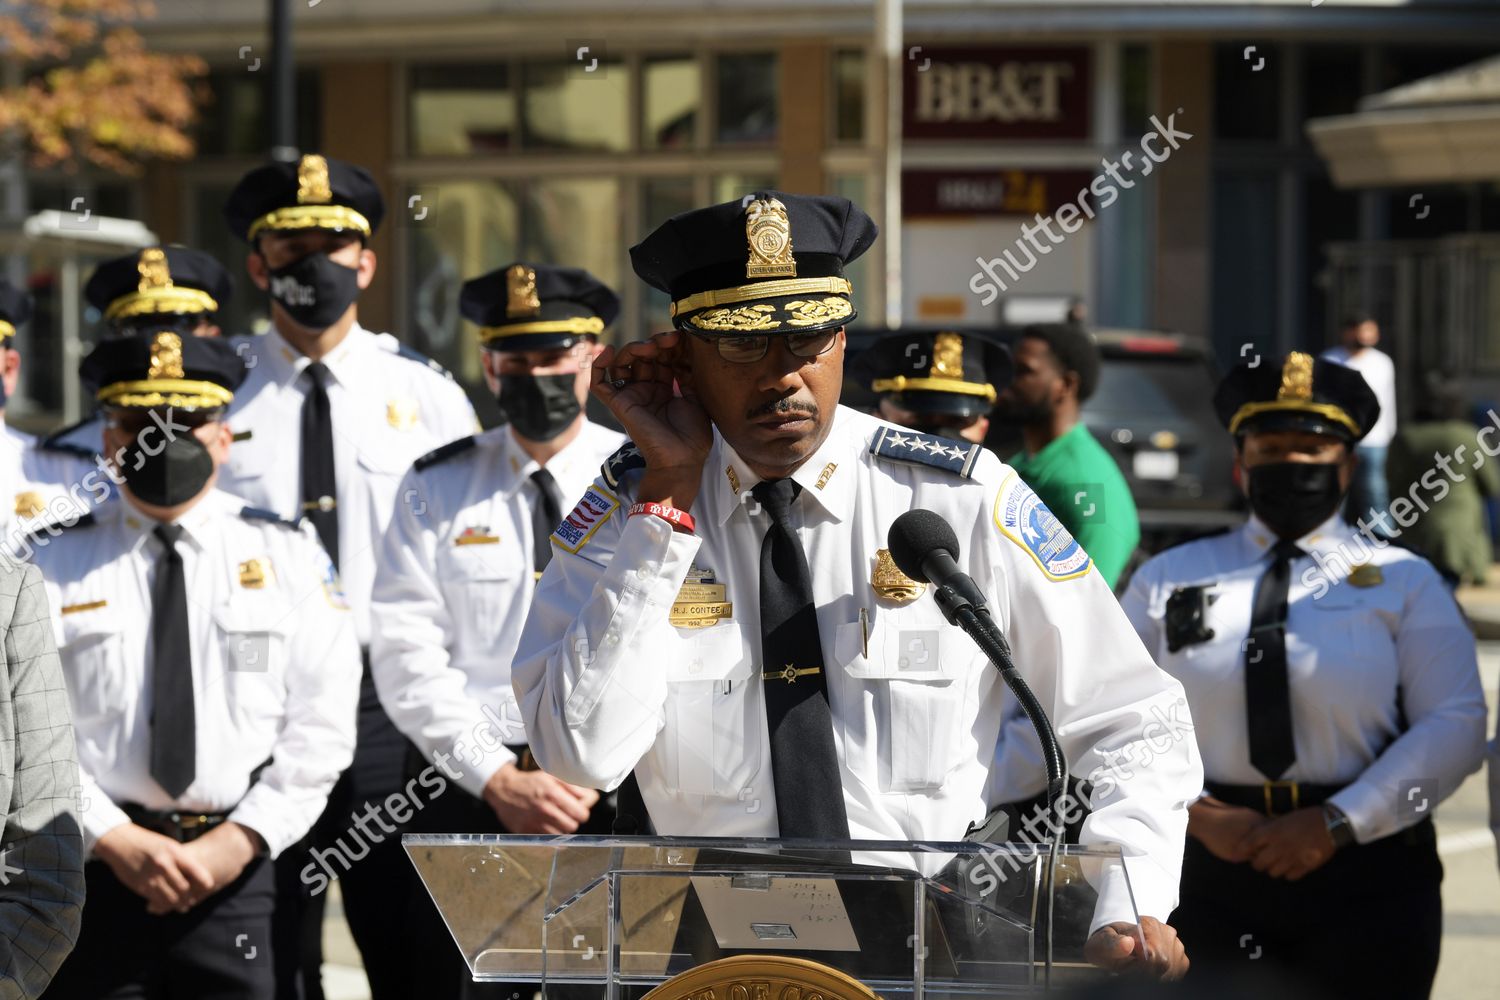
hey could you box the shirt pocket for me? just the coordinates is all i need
[60,607,130,722]
[212,596,295,729]
[660,622,758,797]
[834,615,972,794]
[440,542,526,626]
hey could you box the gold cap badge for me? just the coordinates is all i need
[506,264,541,318]
[1278,352,1314,402]
[148,332,185,379]
[297,154,333,205]
[932,331,964,379]
[872,548,925,604]
[745,196,797,279]
[137,248,173,292]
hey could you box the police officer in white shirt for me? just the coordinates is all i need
[371,262,623,998]
[0,280,100,540]
[1122,352,1487,999]
[45,245,232,460]
[513,192,1200,980]
[36,331,360,1000]
[219,154,478,1000]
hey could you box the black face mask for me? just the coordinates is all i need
[1245,461,1346,540]
[121,431,215,508]
[266,253,360,329]
[497,374,580,442]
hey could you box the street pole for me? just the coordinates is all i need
[876,0,903,326]
[269,0,297,162]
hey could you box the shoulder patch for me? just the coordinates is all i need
[993,473,1092,581]
[396,342,455,381]
[551,485,620,554]
[869,425,982,479]
[600,441,645,491]
[239,505,300,529]
[414,435,477,472]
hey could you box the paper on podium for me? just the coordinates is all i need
[689,875,858,951]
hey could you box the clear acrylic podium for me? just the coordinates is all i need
[404,835,1138,997]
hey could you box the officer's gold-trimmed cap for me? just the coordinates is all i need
[631,191,878,336]
[86,246,231,323]
[82,331,249,411]
[854,328,1011,417]
[224,154,385,244]
[1214,351,1381,442]
[460,262,620,352]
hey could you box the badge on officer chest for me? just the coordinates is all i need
[239,558,271,589]
[872,548,925,605]
[670,565,733,628]
[1348,563,1384,588]
[13,491,43,518]
[387,398,419,430]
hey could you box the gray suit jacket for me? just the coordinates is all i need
[0,562,83,999]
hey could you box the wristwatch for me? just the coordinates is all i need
[1323,803,1355,850]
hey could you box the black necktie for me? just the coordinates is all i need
[530,467,562,575]
[752,478,851,839]
[300,361,339,568]
[150,523,196,799]
[1245,540,1301,780]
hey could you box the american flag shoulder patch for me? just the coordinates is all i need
[551,485,621,554]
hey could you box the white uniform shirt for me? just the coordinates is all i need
[1122,513,1486,843]
[370,420,623,798]
[514,405,1201,929]
[31,490,362,857]
[217,324,478,645]
[1321,346,1398,447]
[44,413,106,461]
[1,419,103,544]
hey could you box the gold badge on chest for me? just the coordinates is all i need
[13,491,43,518]
[872,548,925,604]
[387,398,420,430]
[1348,563,1383,588]
[239,558,271,589]
[670,565,733,629]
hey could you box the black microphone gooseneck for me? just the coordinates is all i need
[888,508,1069,988]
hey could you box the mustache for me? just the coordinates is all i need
[746,396,819,421]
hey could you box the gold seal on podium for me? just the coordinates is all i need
[640,955,883,1000]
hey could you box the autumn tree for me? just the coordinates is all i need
[0,0,206,175]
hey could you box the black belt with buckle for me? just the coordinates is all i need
[122,803,230,843]
[1205,780,1346,817]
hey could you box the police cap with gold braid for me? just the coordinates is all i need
[1214,351,1381,443]
[460,262,619,353]
[856,328,1011,418]
[224,154,385,244]
[0,279,32,345]
[81,331,249,412]
[632,191,877,336]
[86,246,232,328]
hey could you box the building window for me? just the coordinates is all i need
[195,68,321,157]
[643,56,700,150]
[1119,44,1151,138]
[408,63,514,156]
[521,59,631,153]
[716,52,779,145]
[1211,170,1281,363]
[1213,42,1282,142]
[639,177,698,331]
[832,49,866,144]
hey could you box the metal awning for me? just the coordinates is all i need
[1307,56,1500,188]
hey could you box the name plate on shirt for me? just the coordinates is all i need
[671,566,733,628]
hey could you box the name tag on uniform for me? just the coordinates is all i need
[671,565,732,628]
[454,526,500,545]
[61,599,107,615]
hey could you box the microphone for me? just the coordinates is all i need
[886,509,1067,807]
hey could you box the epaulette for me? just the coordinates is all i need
[26,510,95,540]
[868,425,982,479]
[37,419,100,460]
[396,342,456,381]
[239,505,300,529]
[600,441,645,491]
[414,435,476,472]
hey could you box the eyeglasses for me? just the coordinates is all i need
[687,329,838,365]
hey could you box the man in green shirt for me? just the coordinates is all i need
[997,324,1140,589]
